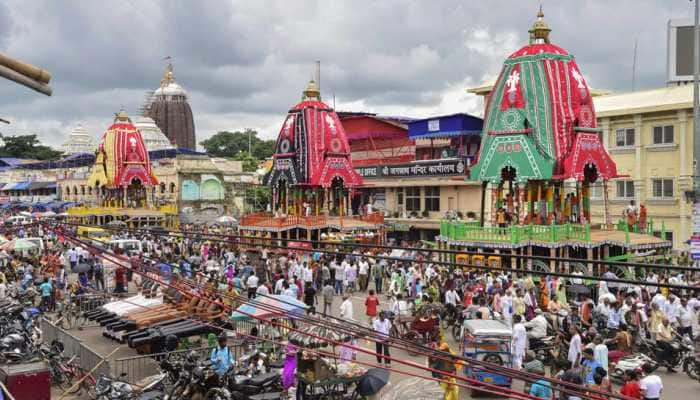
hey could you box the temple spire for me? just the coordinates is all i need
[302,79,321,101]
[529,6,551,44]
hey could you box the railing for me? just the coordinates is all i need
[440,220,591,243]
[240,212,384,228]
[112,344,244,384]
[615,218,664,244]
[41,318,111,377]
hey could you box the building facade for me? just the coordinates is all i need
[342,113,483,241]
[590,84,694,250]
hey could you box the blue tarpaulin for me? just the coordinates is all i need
[408,113,483,140]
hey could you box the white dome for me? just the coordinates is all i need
[61,123,96,154]
[153,81,187,98]
[133,116,174,151]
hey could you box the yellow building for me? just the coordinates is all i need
[591,84,695,250]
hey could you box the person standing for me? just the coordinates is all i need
[333,260,344,295]
[357,258,369,292]
[321,281,334,316]
[364,289,379,325]
[210,334,235,377]
[568,325,582,367]
[511,315,527,370]
[339,294,354,321]
[372,312,392,367]
[303,283,316,314]
[246,271,259,299]
[619,370,641,399]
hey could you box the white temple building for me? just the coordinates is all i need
[61,123,96,154]
[133,115,175,151]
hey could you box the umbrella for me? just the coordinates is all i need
[0,239,38,252]
[216,215,238,225]
[378,377,442,400]
[356,368,390,396]
[231,294,308,321]
[107,220,126,227]
[42,211,56,217]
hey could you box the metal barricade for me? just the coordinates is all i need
[40,318,111,377]
[112,345,243,384]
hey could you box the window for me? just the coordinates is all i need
[652,125,674,144]
[652,179,673,199]
[589,182,603,199]
[615,181,635,199]
[160,183,166,193]
[653,230,673,244]
[396,188,404,208]
[170,182,176,193]
[405,187,421,212]
[425,186,440,212]
[615,128,635,147]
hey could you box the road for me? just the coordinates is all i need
[334,290,700,399]
[52,286,700,399]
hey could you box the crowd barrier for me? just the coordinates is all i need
[40,318,111,378]
[112,344,243,384]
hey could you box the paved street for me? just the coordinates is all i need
[52,288,700,399]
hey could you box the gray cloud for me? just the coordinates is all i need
[0,0,695,147]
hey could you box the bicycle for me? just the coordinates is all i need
[53,296,87,331]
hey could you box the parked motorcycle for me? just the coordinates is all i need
[682,350,700,381]
[94,372,166,400]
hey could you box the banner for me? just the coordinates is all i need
[356,158,466,179]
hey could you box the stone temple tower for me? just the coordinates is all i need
[146,63,196,150]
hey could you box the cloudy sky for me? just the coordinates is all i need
[0,0,694,149]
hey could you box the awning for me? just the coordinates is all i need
[1,181,30,191]
[408,113,483,140]
[27,181,57,190]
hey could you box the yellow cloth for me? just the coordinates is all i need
[440,377,459,400]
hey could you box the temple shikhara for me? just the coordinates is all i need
[239,80,384,244]
[438,10,671,275]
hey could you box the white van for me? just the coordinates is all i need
[4,216,32,226]
[107,239,142,255]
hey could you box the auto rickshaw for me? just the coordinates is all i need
[460,319,512,394]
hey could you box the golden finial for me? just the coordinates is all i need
[302,79,320,101]
[114,107,131,122]
[529,5,551,44]
[160,63,175,87]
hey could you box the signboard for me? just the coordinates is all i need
[690,237,700,260]
[386,222,412,232]
[693,203,700,234]
[356,159,466,179]
[428,119,440,132]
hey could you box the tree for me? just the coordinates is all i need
[232,152,259,172]
[243,186,271,213]
[200,129,276,160]
[0,134,63,160]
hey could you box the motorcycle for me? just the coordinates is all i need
[94,372,166,400]
[637,334,694,371]
[205,366,282,400]
[610,353,658,382]
[682,350,700,381]
[174,362,221,400]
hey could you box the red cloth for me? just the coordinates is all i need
[115,267,126,284]
[620,381,641,399]
[365,295,379,317]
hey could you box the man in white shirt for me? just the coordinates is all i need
[372,312,392,366]
[568,326,582,367]
[640,363,663,400]
[246,272,259,299]
[256,282,270,297]
[445,288,461,308]
[678,297,694,337]
[339,294,354,321]
[524,309,547,340]
[511,315,527,370]
[358,258,369,292]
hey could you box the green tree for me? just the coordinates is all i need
[0,134,63,160]
[243,186,271,213]
[200,129,276,160]
[232,152,259,172]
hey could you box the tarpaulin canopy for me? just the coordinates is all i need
[408,113,483,140]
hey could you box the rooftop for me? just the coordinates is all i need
[592,84,693,117]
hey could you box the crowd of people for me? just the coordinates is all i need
[2,221,698,399]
